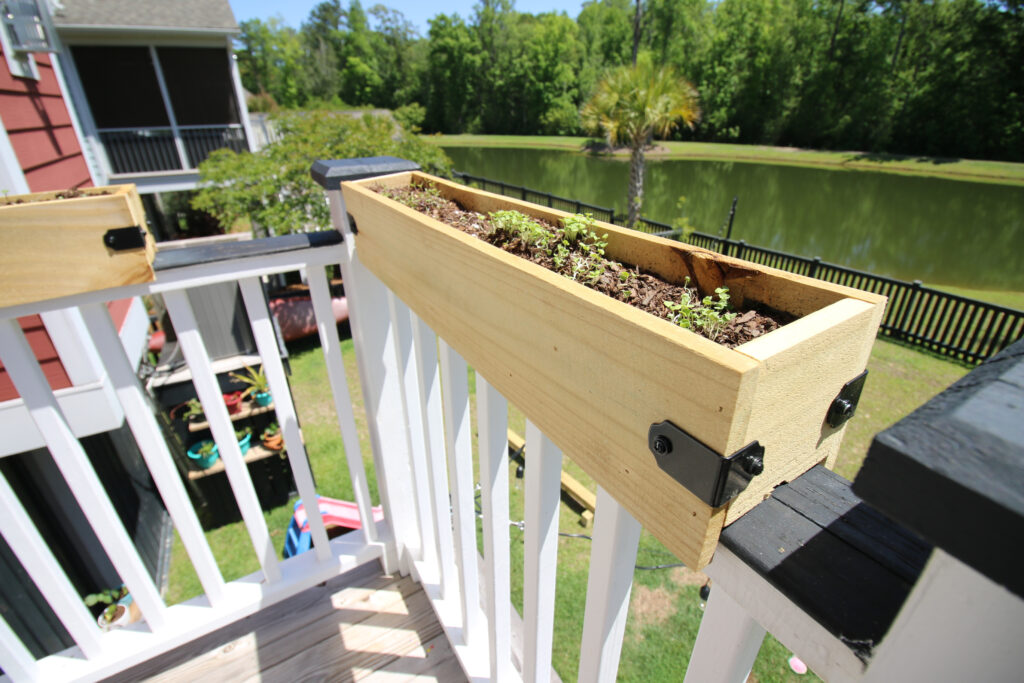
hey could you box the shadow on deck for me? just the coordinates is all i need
[105,562,465,682]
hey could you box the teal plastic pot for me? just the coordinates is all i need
[238,432,252,456]
[187,440,219,468]
[254,391,272,407]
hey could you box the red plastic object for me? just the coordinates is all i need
[223,391,243,414]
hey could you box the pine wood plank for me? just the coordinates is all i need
[0,184,155,307]
[343,172,885,568]
[115,564,464,683]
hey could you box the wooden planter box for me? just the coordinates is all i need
[343,172,886,569]
[0,185,154,308]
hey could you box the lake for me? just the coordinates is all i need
[443,147,1024,291]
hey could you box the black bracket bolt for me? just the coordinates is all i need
[739,450,764,476]
[653,435,672,456]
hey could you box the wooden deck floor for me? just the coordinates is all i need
[106,561,466,682]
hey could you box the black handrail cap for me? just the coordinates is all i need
[311,157,421,190]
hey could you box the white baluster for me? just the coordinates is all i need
[0,470,103,659]
[307,267,377,542]
[79,303,226,605]
[0,318,168,632]
[523,420,563,683]
[578,487,642,683]
[478,374,512,681]
[684,584,765,683]
[238,277,331,563]
[439,340,481,647]
[0,604,40,681]
[411,313,455,598]
[162,290,281,584]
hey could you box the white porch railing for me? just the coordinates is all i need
[2,157,1023,683]
[0,235,387,682]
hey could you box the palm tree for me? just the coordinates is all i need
[581,57,700,228]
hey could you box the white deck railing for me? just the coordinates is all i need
[2,165,1022,683]
[0,237,387,682]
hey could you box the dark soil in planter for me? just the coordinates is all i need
[374,184,794,347]
[0,188,112,205]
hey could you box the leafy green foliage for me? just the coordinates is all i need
[663,278,737,339]
[233,0,1024,162]
[581,53,701,226]
[229,365,269,399]
[85,586,127,622]
[489,209,552,248]
[191,111,451,235]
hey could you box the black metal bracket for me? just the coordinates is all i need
[648,421,765,507]
[827,370,868,428]
[103,226,146,251]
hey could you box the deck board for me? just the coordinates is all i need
[104,561,466,683]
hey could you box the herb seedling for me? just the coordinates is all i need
[663,278,738,340]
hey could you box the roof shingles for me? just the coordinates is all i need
[52,0,238,32]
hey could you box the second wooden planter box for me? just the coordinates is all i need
[342,172,886,569]
[0,184,154,308]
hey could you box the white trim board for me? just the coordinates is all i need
[0,379,123,457]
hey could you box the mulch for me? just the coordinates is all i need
[374,184,791,347]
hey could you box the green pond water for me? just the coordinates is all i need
[443,147,1024,291]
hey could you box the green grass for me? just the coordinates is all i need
[165,328,967,679]
[928,284,1024,312]
[426,134,1024,187]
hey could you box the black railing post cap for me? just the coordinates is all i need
[311,157,420,190]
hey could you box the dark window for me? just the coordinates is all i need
[70,46,169,128]
[156,47,239,126]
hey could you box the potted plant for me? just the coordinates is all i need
[85,586,134,631]
[236,426,253,456]
[340,170,886,569]
[187,440,219,468]
[229,365,272,406]
[261,422,283,451]
[0,185,154,308]
[174,398,204,424]
[222,391,244,414]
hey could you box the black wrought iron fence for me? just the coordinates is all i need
[452,171,1023,364]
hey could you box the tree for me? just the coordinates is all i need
[191,111,451,236]
[581,55,700,227]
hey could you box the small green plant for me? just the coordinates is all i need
[235,426,252,441]
[488,210,551,248]
[173,398,204,422]
[229,365,269,399]
[84,587,127,623]
[261,422,280,440]
[663,278,738,340]
[381,182,448,212]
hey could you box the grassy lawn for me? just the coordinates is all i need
[929,284,1024,312]
[426,134,1024,187]
[164,328,967,679]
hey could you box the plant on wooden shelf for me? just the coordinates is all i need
[236,426,253,456]
[175,398,204,423]
[84,586,132,631]
[187,440,219,469]
[222,390,244,414]
[340,168,887,570]
[261,422,283,451]
[229,364,272,406]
